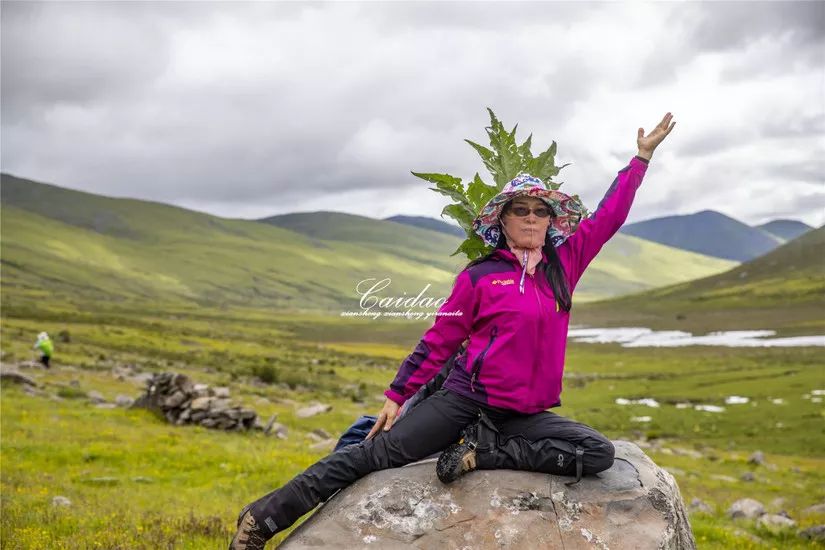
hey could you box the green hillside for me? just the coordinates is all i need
[575,234,737,301]
[258,211,465,273]
[0,175,467,313]
[574,226,825,335]
[2,173,738,313]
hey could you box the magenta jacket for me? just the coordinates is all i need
[385,155,650,414]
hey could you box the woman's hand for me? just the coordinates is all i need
[365,398,401,440]
[637,112,676,158]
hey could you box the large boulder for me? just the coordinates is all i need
[279,440,695,549]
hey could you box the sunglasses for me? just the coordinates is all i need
[505,205,554,218]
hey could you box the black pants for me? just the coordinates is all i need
[246,388,614,537]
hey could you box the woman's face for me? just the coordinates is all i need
[500,196,552,249]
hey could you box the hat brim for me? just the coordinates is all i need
[472,188,585,248]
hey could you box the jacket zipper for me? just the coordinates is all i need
[531,274,543,400]
[470,325,498,392]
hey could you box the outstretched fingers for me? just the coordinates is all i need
[366,413,386,440]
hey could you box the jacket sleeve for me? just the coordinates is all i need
[561,155,649,289]
[384,270,476,406]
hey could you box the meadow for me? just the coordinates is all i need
[1,303,823,549]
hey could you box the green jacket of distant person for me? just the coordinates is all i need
[33,332,53,357]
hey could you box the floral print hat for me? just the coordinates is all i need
[472,174,587,248]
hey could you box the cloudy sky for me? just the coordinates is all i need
[2,1,823,227]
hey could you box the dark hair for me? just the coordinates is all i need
[463,201,572,313]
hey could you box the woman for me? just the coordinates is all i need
[230,113,676,549]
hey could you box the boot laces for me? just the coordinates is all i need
[231,512,268,549]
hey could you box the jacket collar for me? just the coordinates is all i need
[493,247,549,267]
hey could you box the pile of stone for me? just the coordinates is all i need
[133,372,256,431]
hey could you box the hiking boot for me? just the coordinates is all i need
[236,503,251,528]
[436,423,480,484]
[229,509,269,550]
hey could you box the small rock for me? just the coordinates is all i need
[296,403,332,418]
[756,514,796,532]
[163,391,187,409]
[132,372,154,385]
[210,398,232,413]
[23,385,47,397]
[213,386,231,398]
[309,439,335,452]
[800,525,825,542]
[69,379,80,387]
[190,397,213,411]
[115,395,134,408]
[0,368,38,386]
[267,423,289,439]
[312,428,332,439]
[52,496,72,507]
[748,451,764,465]
[263,414,278,433]
[740,472,755,482]
[728,498,765,519]
[689,498,713,515]
[87,390,105,404]
[95,403,117,409]
[802,503,825,516]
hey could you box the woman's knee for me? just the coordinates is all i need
[583,437,615,473]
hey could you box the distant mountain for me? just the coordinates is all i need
[576,225,825,334]
[383,215,465,238]
[756,219,813,241]
[260,211,736,302]
[619,210,782,261]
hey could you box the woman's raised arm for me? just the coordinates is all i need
[560,112,675,289]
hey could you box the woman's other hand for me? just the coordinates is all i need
[637,112,676,159]
[366,398,401,440]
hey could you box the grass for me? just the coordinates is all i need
[2,302,824,549]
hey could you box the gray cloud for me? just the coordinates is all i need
[1,1,823,227]
[687,1,825,52]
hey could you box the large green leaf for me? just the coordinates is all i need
[451,234,489,259]
[466,173,498,212]
[441,203,475,230]
[414,108,582,259]
[412,171,465,204]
